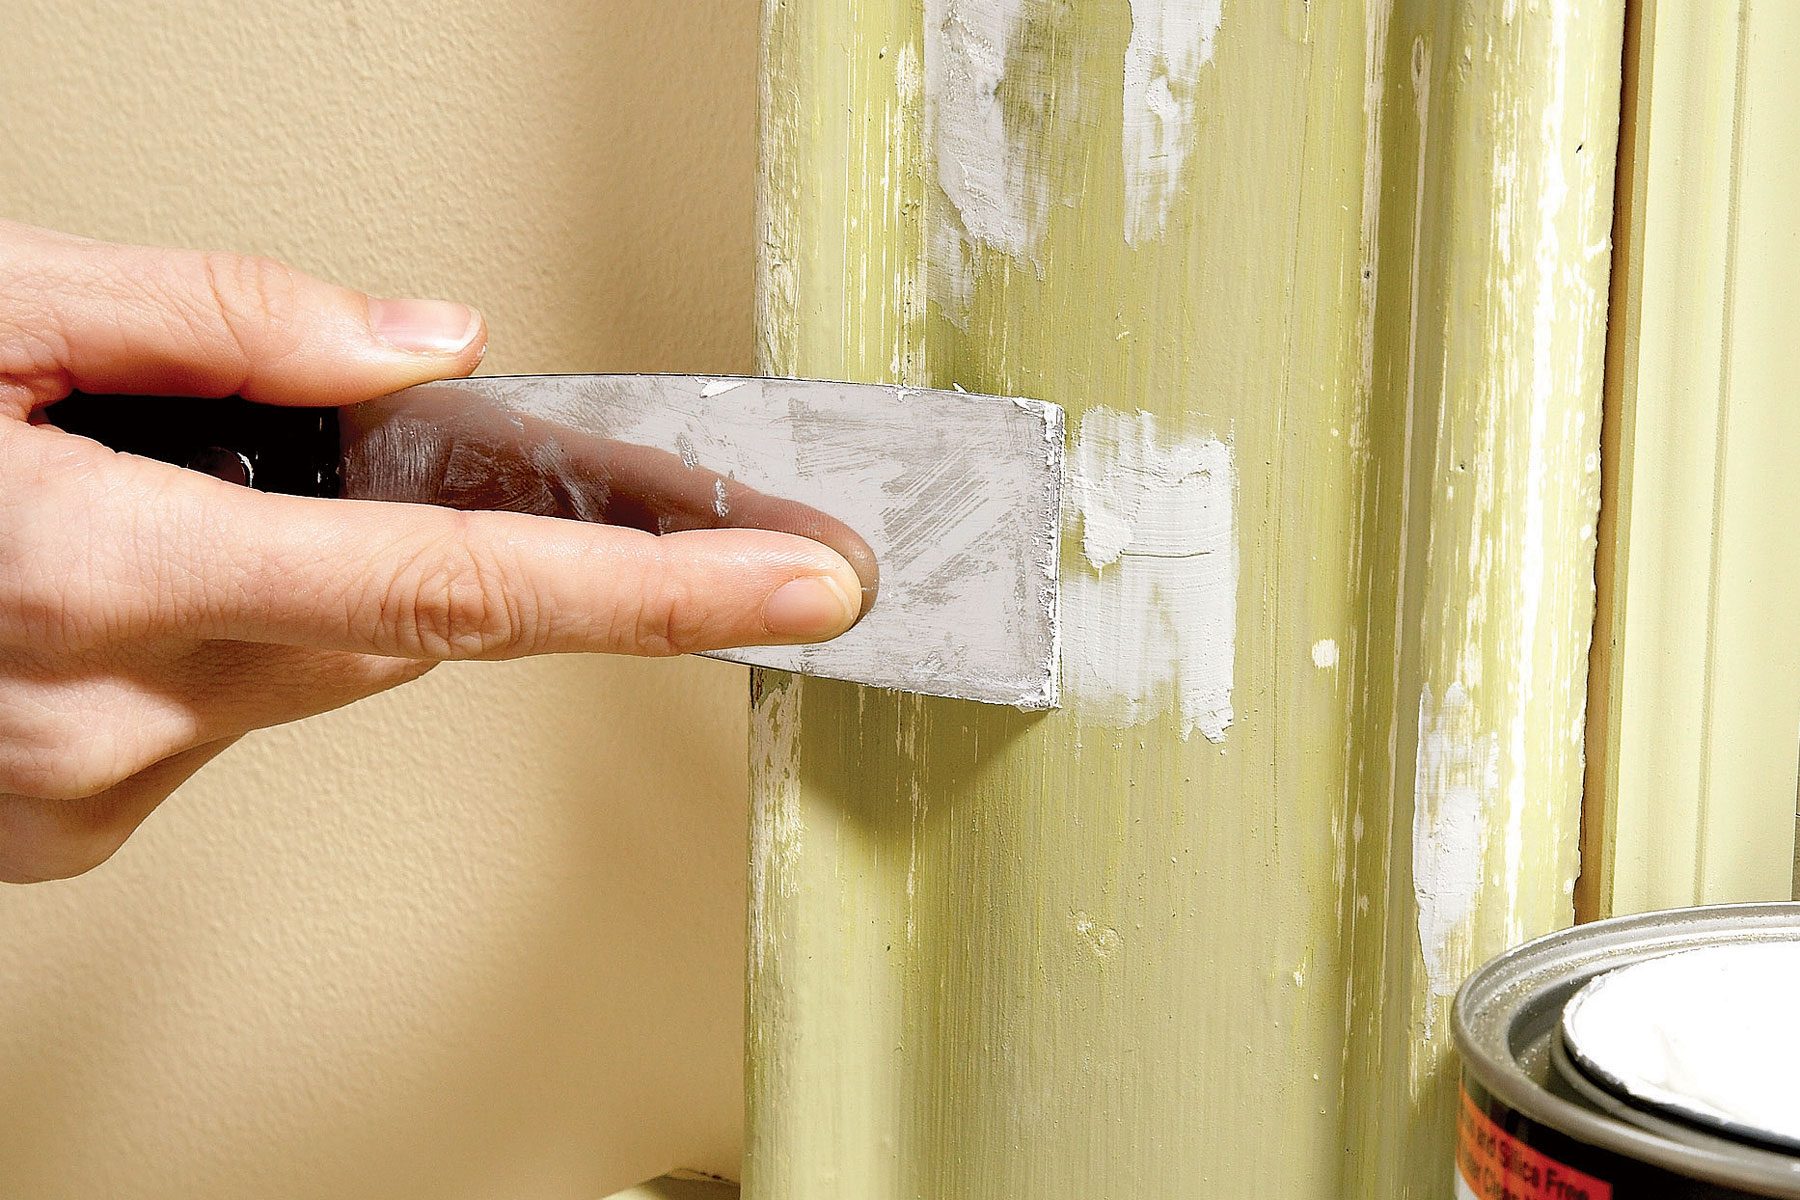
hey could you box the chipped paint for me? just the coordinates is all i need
[1508,0,1572,942]
[1412,683,1500,1034]
[748,676,804,981]
[1071,911,1124,959]
[1313,639,1340,669]
[1357,0,1396,397]
[1122,0,1224,245]
[1063,408,1237,743]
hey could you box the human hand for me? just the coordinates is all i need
[0,221,863,883]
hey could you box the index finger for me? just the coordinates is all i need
[42,428,866,661]
[337,397,881,614]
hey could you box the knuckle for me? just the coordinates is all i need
[0,795,133,884]
[197,250,303,362]
[382,532,529,659]
[0,236,75,406]
[0,313,71,408]
[622,565,706,658]
[0,541,59,651]
[0,709,134,803]
[0,494,121,655]
[0,547,107,658]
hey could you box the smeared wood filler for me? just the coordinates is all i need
[1122,0,1224,245]
[1063,407,1236,743]
[924,0,1039,321]
[1411,682,1499,1035]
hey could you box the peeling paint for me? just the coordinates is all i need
[1063,408,1237,743]
[1357,0,1396,397]
[1412,682,1500,1034]
[748,677,804,981]
[1122,0,1224,245]
[893,39,930,382]
[1508,0,1573,943]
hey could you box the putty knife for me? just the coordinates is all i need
[47,376,1065,709]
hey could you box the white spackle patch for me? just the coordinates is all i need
[1063,408,1237,743]
[1312,638,1340,669]
[747,678,804,981]
[928,217,979,324]
[1121,0,1224,245]
[924,0,1042,323]
[1411,682,1499,1035]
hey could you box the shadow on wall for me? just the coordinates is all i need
[0,2,758,1199]
[608,1177,741,1200]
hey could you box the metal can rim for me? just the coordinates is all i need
[1452,902,1800,1196]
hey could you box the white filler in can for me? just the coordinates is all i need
[1561,939,1800,1151]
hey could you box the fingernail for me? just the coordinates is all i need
[763,575,859,641]
[368,297,483,355]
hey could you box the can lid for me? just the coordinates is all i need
[1562,940,1800,1153]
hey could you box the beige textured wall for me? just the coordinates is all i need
[0,3,755,1197]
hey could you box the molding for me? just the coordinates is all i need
[1580,0,1800,920]
[751,3,1625,1195]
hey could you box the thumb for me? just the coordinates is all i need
[0,220,486,414]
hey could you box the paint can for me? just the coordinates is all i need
[1452,902,1800,1198]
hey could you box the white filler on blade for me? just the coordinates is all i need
[394,375,1066,710]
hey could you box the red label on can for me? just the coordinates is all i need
[1457,1088,1612,1200]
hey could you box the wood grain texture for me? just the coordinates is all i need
[750,2,1622,1195]
[1579,0,1800,921]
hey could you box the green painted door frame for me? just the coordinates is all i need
[749,3,1624,1195]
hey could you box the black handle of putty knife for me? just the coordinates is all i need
[43,393,341,497]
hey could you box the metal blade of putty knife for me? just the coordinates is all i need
[360,376,1066,709]
[46,376,1065,709]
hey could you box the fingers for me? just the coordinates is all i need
[176,643,437,732]
[0,642,432,805]
[596,440,883,613]
[16,429,866,660]
[0,738,237,884]
[203,496,866,660]
[338,395,882,615]
[0,219,486,416]
[0,644,432,884]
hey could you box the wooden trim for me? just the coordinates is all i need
[750,3,1625,1195]
[1578,0,1800,920]
[1576,0,1650,927]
